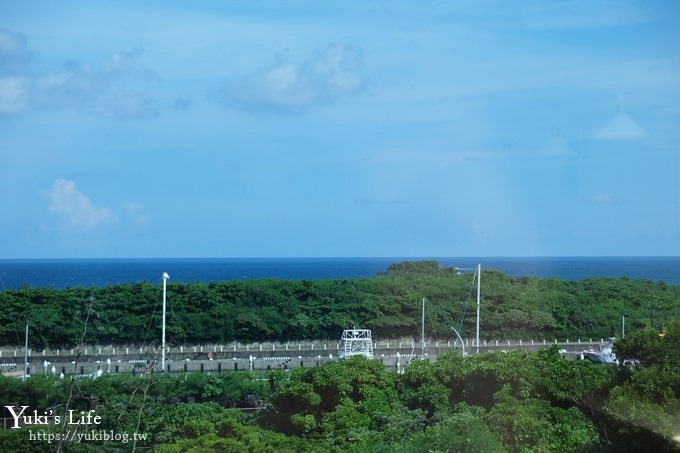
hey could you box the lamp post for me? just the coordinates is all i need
[456,264,481,354]
[475,264,481,354]
[622,313,626,338]
[450,327,465,357]
[23,319,28,381]
[421,298,426,356]
[162,272,169,372]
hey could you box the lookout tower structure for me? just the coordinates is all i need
[338,329,373,359]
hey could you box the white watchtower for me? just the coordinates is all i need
[338,329,374,359]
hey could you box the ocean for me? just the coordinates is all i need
[0,257,678,290]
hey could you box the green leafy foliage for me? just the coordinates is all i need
[1,261,678,347]
[264,355,398,444]
[1,262,679,451]
[606,318,680,449]
[1,344,679,452]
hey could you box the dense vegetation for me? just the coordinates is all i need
[1,319,678,451]
[0,260,678,451]
[1,261,678,348]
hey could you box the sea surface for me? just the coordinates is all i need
[0,257,678,290]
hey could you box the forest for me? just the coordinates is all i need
[0,261,677,348]
[0,260,678,451]
[0,320,678,451]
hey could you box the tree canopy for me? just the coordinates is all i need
[1,261,677,348]
[2,341,678,451]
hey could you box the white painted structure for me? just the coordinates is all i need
[338,329,374,359]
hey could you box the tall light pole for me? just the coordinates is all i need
[23,319,29,381]
[622,313,625,338]
[162,272,169,372]
[421,298,426,356]
[450,326,465,357]
[476,264,481,354]
[455,263,482,354]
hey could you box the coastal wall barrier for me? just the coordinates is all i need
[0,338,611,377]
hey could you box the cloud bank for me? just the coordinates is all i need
[0,29,31,115]
[0,29,161,119]
[123,201,148,225]
[0,28,31,74]
[46,179,118,229]
[218,43,364,113]
[33,49,160,119]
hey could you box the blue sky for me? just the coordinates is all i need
[1,0,679,258]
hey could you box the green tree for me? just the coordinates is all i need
[607,318,680,449]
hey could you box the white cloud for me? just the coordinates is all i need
[0,76,29,115]
[46,179,118,229]
[123,202,148,225]
[0,29,32,115]
[0,29,161,120]
[172,96,192,110]
[472,221,484,242]
[110,92,159,119]
[0,28,32,75]
[592,193,615,203]
[31,49,161,119]
[218,43,364,113]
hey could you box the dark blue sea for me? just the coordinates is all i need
[0,257,678,290]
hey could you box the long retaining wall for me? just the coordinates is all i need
[0,338,611,377]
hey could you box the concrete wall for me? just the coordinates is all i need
[0,338,610,377]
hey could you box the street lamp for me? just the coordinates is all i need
[475,264,480,354]
[622,313,626,338]
[450,327,465,357]
[23,319,28,381]
[162,272,170,372]
[456,264,481,354]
